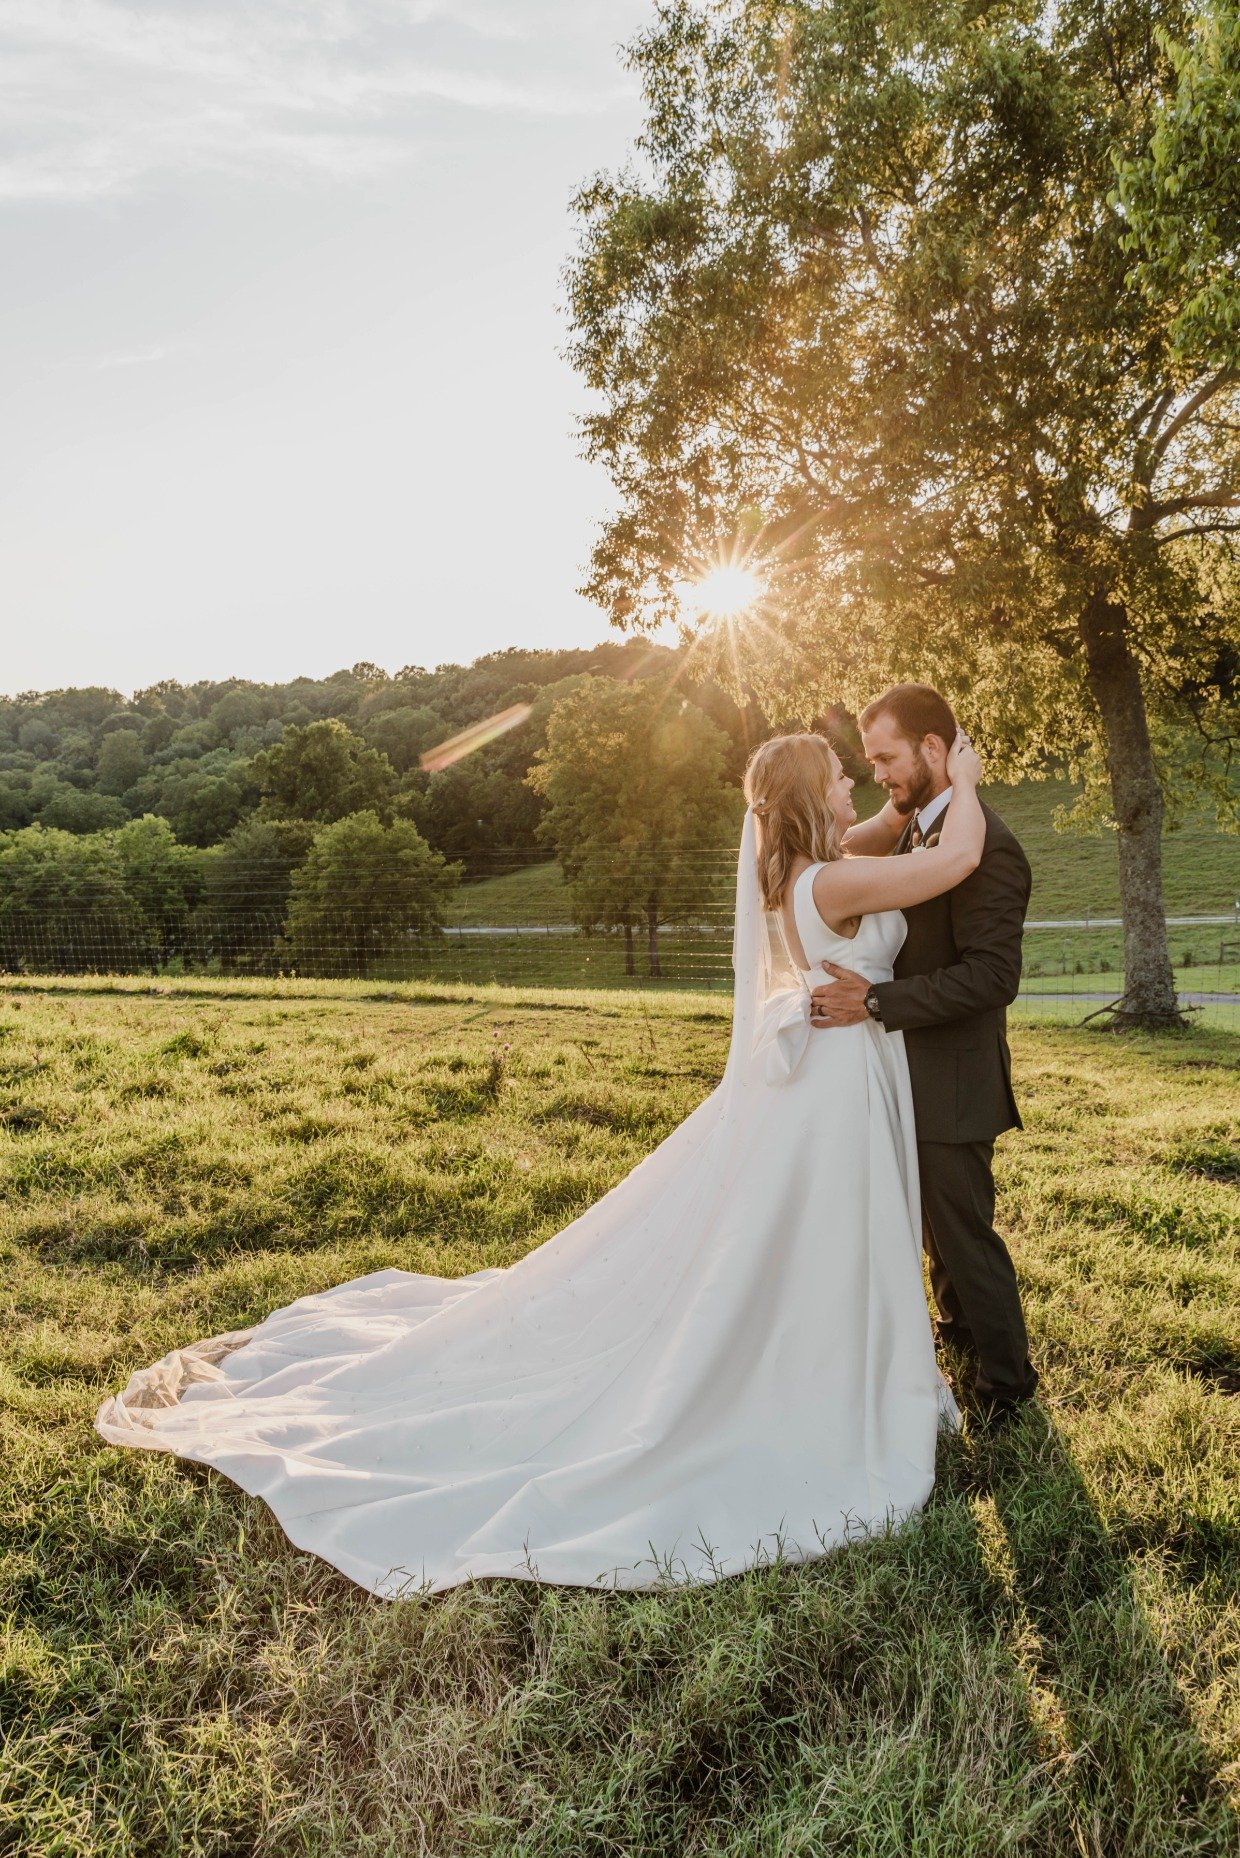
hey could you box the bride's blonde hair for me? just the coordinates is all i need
[743,733,843,910]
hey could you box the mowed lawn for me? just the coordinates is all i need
[2,978,1238,1857]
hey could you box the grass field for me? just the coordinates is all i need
[2,978,1238,1856]
[374,928,1240,1029]
[450,778,1240,927]
[377,933,1240,1029]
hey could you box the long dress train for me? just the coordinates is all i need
[95,838,959,1595]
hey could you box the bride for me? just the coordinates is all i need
[96,727,986,1596]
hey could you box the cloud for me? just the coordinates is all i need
[95,344,169,368]
[0,0,640,200]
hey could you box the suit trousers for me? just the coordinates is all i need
[917,1138,1039,1405]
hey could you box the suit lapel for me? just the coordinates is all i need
[895,794,955,855]
[894,797,951,856]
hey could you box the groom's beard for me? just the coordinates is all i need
[889,748,937,816]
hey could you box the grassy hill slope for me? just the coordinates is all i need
[449,860,574,926]
[454,780,1240,925]
[984,780,1239,918]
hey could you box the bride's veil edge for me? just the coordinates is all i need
[722,806,772,1089]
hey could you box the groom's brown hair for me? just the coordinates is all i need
[859,683,958,752]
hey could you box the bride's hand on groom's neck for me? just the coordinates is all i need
[947,732,982,788]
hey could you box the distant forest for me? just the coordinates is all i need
[0,641,827,875]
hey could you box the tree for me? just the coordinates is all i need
[418,760,542,872]
[18,720,56,758]
[362,705,444,774]
[527,678,743,976]
[0,827,145,973]
[252,720,396,826]
[412,676,599,872]
[30,776,127,835]
[129,761,251,847]
[0,776,34,832]
[96,727,145,796]
[1116,1,1240,363]
[282,812,460,978]
[566,0,1240,1025]
[111,815,199,965]
[198,816,315,973]
[207,687,266,744]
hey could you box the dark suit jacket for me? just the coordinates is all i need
[871,800,1031,1145]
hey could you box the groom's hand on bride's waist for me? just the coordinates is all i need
[810,964,870,1028]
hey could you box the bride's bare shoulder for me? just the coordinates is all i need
[808,857,862,939]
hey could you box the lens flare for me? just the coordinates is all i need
[420,703,532,773]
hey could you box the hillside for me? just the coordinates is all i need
[448,861,574,926]
[983,780,1239,918]
[455,778,1240,925]
[0,644,765,871]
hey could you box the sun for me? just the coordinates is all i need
[678,564,766,621]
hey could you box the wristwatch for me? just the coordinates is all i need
[864,986,884,1023]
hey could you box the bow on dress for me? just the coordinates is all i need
[752,982,813,1085]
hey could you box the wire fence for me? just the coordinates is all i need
[1,852,1236,1027]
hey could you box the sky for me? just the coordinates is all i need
[0,0,658,697]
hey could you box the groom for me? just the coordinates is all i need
[810,683,1039,1423]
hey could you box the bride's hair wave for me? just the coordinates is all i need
[743,733,843,911]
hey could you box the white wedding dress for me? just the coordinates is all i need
[96,814,960,1595]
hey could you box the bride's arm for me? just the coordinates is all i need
[811,737,985,922]
[840,794,910,855]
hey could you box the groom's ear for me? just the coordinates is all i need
[921,732,950,771]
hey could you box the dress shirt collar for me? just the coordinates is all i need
[916,785,953,839]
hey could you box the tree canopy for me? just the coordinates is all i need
[566,0,1240,1022]
[0,827,146,974]
[0,645,776,981]
[0,643,763,872]
[1116,0,1240,363]
[528,677,743,975]
[251,720,398,827]
[282,813,460,979]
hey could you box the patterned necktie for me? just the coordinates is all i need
[909,818,924,850]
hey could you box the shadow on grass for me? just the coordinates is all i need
[957,1403,1239,1856]
[233,1405,1237,1856]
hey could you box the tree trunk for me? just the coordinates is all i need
[624,920,635,976]
[646,902,661,978]
[1077,593,1183,1028]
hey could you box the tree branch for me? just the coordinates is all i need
[1146,485,1240,522]
[1147,367,1240,471]
[1128,386,1174,440]
[1153,518,1240,547]
[855,207,886,277]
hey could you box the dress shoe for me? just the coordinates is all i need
[967,1393,1037,1436]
